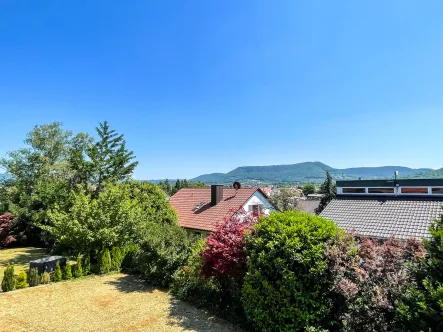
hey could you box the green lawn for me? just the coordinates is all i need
[0,247,49,276]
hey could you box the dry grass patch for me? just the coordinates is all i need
[0,247,48,276]
[0,273,242,332]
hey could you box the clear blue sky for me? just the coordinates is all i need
[1,1,443,179]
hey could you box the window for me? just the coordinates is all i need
[368,188,394,194]
[401,187,428,194]
[249,204,264,212]
[432,188,443,194]
[342,188,365,193]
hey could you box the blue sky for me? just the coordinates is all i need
[1,1,443,179]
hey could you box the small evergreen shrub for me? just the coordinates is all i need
[15,270,27,289]
[111,247,123,271]
[98,248,112,274]
[242,211,341,331]
[52,261,63,282]
[1,264,15,292]
[63,263,72,280]
[83,254,91,275]
[41,272,50,284]
[28,268,40,287]
[73,254,83,278]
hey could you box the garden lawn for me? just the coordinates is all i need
[0,247,48,276]
[0,273,242,332]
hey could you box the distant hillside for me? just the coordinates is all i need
[407,168,443,179]
[189,162,432,185]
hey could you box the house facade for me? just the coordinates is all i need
[169,185,275,235]
[320,179,443,240]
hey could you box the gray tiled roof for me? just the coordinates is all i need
[320,197,443,239]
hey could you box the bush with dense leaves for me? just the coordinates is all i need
[28,267,39,287]
[83,254,91,275]
[73,254,83,278]
[327,233,426,331]
[98,248,112,274]
[0,213,16,247]
[2,264,15,292]
[15,270,27,289]
[242,211,341,331]
[200,208,257,280]
[134,222,194,287]
[52,261,63,282]
[172,238,247,325]
[44,182,176,257]
[63,263,72,280]
[396,210,443,331]
[111,247,123,271]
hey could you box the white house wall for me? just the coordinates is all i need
[242,191,275,215]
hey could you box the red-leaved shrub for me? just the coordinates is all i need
[0,213,16,248]
[200,207,259,280]
[328,233,426,331]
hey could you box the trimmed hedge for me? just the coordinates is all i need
[242,211,341,331]
[16,270,27,289]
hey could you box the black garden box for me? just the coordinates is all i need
[29,256,67,274]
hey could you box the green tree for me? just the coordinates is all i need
[315,171,336,214]
[242,211,341,331]
[16,270,27,289]
[63,263,72,280]
[52,261,63,282]
[111,247,123,271]
[269,188,300,211]
[302,184,316,196]
[98,248,112,274]
[0,122,91,245]
[87,121,138,195]
[73,254,83,278]
[28,267,40,287]
[44,183,154,255]
[83,254,91,275]
[1,264,15,292]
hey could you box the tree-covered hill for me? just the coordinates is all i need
[189,162,433,185]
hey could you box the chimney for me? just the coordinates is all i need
[211,185,223,206]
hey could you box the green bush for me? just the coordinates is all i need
[111,247,123,271]
[52,261,63,282]
[242,211,341,331]
[63,263,72,280]
[98,248,112,274]
[41,272,50,284]
[15,270,27,289]
[171,239,245,323]
[121,244,139,271]
[134,222,193,287]
[396,210,443,331]
[1,264,15,292]
[73,254,83,278]
[28,268,40,287]
[83,254,91,275]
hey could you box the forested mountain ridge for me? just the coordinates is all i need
[189,162,434,185]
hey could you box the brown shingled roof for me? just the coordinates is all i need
[169,187,262,232]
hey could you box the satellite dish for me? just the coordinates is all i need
[233,181,241,190]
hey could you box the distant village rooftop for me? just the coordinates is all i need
[321,178,443,240]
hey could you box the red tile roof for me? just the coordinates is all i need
[169,187,262,232]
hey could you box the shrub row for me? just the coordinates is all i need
[1,247,127,292]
